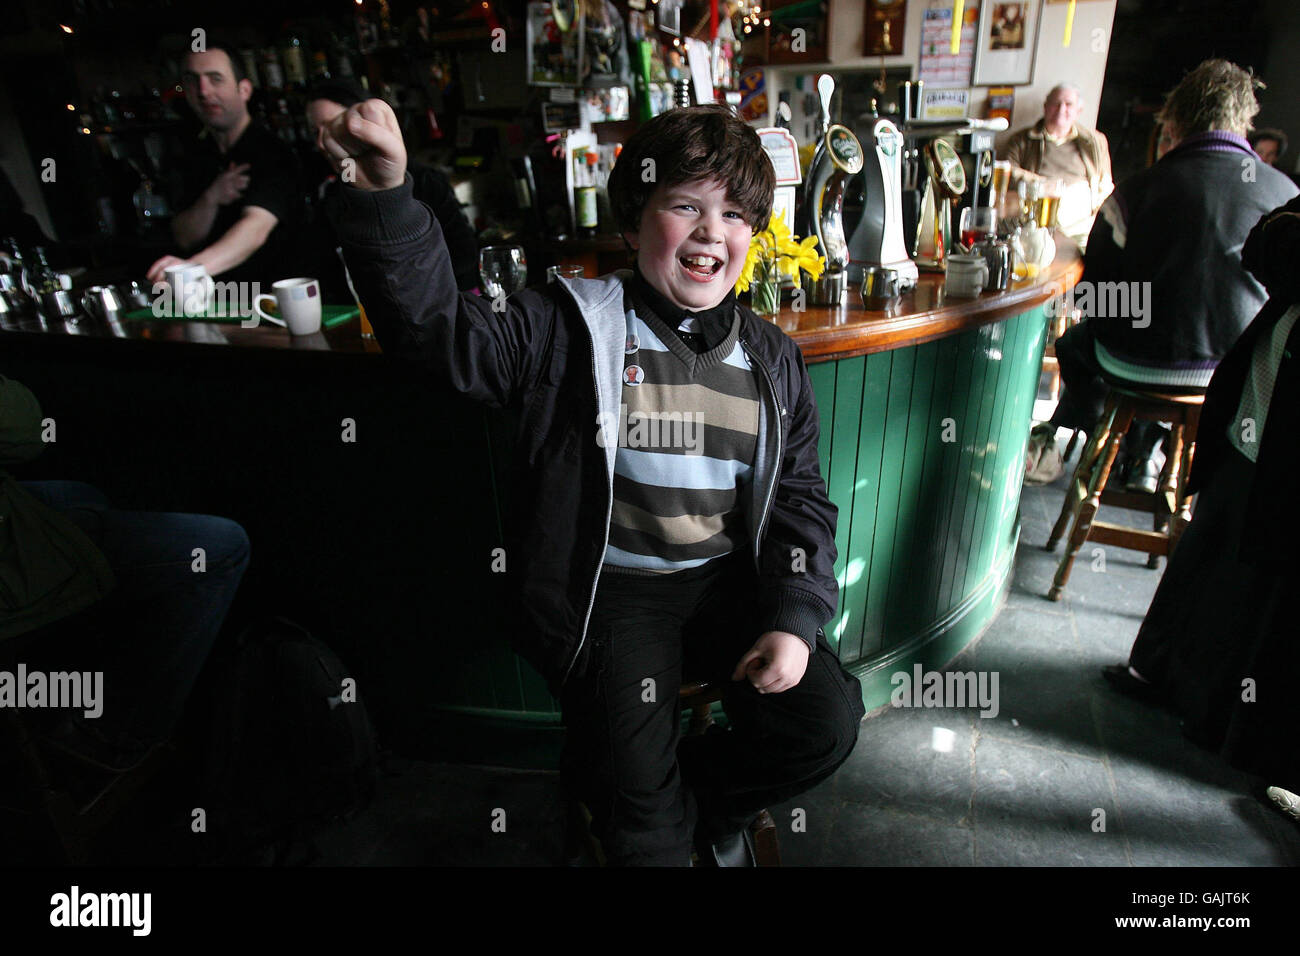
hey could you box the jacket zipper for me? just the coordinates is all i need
[741,338,784,571]
[561,330,614,687]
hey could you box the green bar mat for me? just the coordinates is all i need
[121,305,359,328]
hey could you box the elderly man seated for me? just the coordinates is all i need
[1003,83,1113,250]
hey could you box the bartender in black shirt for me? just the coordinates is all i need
[146,40,299,285]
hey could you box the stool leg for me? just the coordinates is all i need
[1144,424,1184,569]
[1050,403,1133,601]
[1048,401,1115,552]
[1170,428,1198,552]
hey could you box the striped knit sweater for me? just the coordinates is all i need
[601,286,761,575]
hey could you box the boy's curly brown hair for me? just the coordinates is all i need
[607,105,775,235]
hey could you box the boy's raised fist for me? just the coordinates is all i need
[318,99,407,192]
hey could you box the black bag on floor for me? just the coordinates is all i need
[201,616,379,861]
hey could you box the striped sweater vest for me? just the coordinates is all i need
[600,295,761,574]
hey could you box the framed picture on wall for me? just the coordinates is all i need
[971,1,1043,86]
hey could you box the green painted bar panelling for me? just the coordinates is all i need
[826,355,866,655]
[966,319,1016,598]
[957,322,1005,600]
[939,326,989,612]
[927,330,973,619]
[884,337,941,644]
[844,352,890,660]
[863,348,914,655]
[919,333,962,623]
[809,361,837,488]
[983,313,1028,574]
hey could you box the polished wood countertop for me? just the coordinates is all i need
[1,238,1081,361]
[777,238,1083,364]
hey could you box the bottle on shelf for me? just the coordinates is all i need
[575,150,599,239]
[261,47,285,92]
[282,29,308,90]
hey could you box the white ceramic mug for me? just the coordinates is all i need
[163,263,215,317]
[254,277,322,335]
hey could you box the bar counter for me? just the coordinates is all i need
[0,241,1081,764]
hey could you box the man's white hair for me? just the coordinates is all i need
[1046,83,1083,103]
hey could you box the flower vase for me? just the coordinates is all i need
[749,251,780,319]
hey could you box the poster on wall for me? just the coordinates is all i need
[971,1,1043,86]
[922,88,970,120]
[918,1,980,90]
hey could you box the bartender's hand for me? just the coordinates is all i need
[318,99,407,192]
[205,162,251,206]
[145,254,190,284]
[731,631,810,694]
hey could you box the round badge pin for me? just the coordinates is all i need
[625,333,639,354]
[623,364,644,386]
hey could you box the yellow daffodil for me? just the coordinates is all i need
[734,214,826,298]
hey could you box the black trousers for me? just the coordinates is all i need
[559,551,866,866]
[1050,322,1162,453]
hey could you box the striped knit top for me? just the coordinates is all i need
[600,290,761,575]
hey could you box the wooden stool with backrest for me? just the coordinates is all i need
[564,679,781,866]
[1044,383,1205,600]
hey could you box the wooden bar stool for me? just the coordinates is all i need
[1044,384,1204,601]
[563,680,781,866]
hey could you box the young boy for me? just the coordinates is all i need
[322,101,865,866]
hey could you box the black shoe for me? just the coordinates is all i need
[1101,664,1165,703]
[693,828,756,867]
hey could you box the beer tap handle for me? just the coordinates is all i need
[817,74,834,139]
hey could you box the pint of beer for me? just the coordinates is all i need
[992,161,1011,210]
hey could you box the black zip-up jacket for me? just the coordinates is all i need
[334,175,840,693]
[1081,131,1298,374]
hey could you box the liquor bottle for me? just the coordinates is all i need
[282,30,308,89]
[31,247,62,294]
[331,32,356,78]
[261,47,285,91]
[575,151,598,238]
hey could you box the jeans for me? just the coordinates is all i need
[19,480,250,746]
[559,551,866,866]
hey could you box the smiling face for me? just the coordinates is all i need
[1043,87,1081,139]
[622,178,753,312]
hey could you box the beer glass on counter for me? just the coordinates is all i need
[991,160,1012,210]
[1033,178,1063,231]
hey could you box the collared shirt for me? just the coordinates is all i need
[628,266,738,355]
[175,121,302,283]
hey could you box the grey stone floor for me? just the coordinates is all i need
[307,445,1300,866]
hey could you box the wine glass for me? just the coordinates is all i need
[479,245,528,300]
[959,206,996,249]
